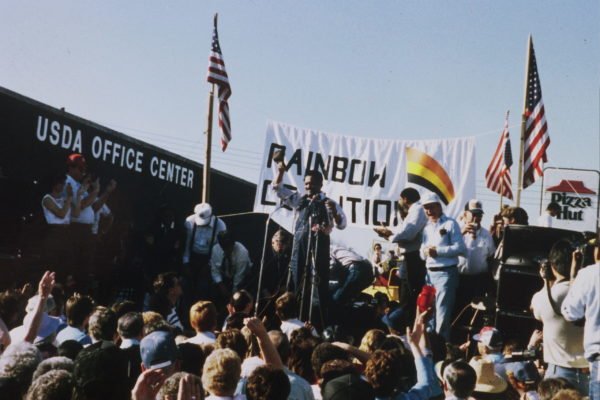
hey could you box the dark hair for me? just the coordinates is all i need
[88,307,117,342]
[275,292,298,321]
[246,365,291,400]
[215,329,248,361]
[501,206,529,225]
[549,239,573,277]
[57,340,84,360]
[547,202,561,213]
[268,330,290,364]
[153,272,179,296]
[230,290,253,313]
[72,345,129,400]
[320,359,356,386]
[304,170,324,185]
[0,290,21,327]
[364,350,402,397]
[65,294,95,327]
[111,301,138,320]
[117,312,143,339]
[177,343,206,377]
[288,335,319,383]
[538,378,575,400]
[311,343,349,379]
[444,361,476,398]
[400,187,420,204]
[217,230,235,248]
[49,174,67,190]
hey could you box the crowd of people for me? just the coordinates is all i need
[0,153,598,399]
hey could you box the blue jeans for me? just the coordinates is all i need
[591,360,600,400]
[425,267,459,341]
[546,363,589,396]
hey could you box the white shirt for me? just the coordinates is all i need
[537,213,554,227]
[280,318,318,339]
[66,174,95,225]
[184,331,216,346]
[92,204,111,235]
[390,201,428,253]
[420,214,466,268]
[210,242,252,291]
[183,215,227,263]
[120,338,140,349]
[561,263,600,360]
[41,194,71,225]
[330,245,365,267]
[531,281,587,368]
[458,226,496,275]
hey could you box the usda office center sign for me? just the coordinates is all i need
[541,168,600,232]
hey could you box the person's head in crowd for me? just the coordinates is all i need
[466,199,484,225]
[501,206,529,225]
[468,356,508,399]
[268,330,291,364]
[0,289,24,329]
[320,359,356,386]
[378,336,408,353]
[158,371,203,400]
[304,170,324,196]
[382,306,409,336]
[217,230,236,255]
[111,300,138,320]
[66,153,87,182]
[548,239,573,279]
[32,356,74,381]
[246,364,291,400]
[538,378,575,400]
[321,371,375,400]
[275,291,298,322]
[88,306,117,343]
[215,329,248,361]
[442,361,477,399]
[372,242,382,255]
[505,361,541,395]
[202,348,241,397]
[546,202,561,217]
[399,187,421,210]
[57,340,83,360]
[311,343,349,382]
[359,329,386,354]
[25,369,73,400]
[272,230,291,255]
[288,333,319,384]
[551,389,584,400]
[0,342,43,397]
[372,292,389,317]
[364,349,404,398]
[140,330,180,376]
[72,344,129,400]
[227,290,254,315]
[117,311,144,341]
[142,311,171,336]
[66,294,94,329]
[153,272,183,306]
[177,343,205,377]
[190,300,217,334]
[474,326,504,356]
[421,192,443,222]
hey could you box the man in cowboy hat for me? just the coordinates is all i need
[182,203,226,303]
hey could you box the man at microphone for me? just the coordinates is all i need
[271,159,347,326]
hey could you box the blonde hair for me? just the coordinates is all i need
[189,301,217,332]
[201,348,241,396]
[359,329,387,353]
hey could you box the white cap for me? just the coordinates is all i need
[421,192,442,206]
[194,203,213,226]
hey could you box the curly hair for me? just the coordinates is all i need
[32,356,74,381]
[215,329,248,361]
[158,372,203,400]
[142,311,171,336]
[201,348,241,397]
[358,329,386,354]
[25,369,73,400]
[288,335,318,384]
[88,306,117,341]
[538,378,575,400]
[310,343,349,380]
[365,350,402,397]
[246,365,291,400]
[0,342,43,395]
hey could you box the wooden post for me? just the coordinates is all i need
[516,35,532,207]
[203,84,215,203]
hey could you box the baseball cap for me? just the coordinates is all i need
[473,326,503,349]
[468,199,484,214]
[67,153,86,168]
[421,192,442,206]
[193,203,213,226]
[140,331,178,369]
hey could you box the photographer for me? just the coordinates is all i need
[530,239,588,395]
[272,165,346,326]
[562,233,600,399]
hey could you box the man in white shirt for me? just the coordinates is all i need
[561,235,600,398]
[329,245,373,309]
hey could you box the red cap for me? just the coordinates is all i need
[67,153,86,168]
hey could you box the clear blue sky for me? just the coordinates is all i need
[1,1,598,221]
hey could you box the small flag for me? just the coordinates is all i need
[522,36,549,188]
[485,111,514,199]
[207,14,232,151]
[406,147,455,205]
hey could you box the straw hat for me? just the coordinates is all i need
[469,356,507,394]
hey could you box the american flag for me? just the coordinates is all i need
[522,36,549,188]
[486,111,514,199]
[207,14,232,151]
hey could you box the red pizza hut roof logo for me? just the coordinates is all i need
[546,180,596,195]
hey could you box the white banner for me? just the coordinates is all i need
[253,121,476,254]
[540,168,600,232]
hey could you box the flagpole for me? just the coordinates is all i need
[203,83,215,203]
[516,34,532,207]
